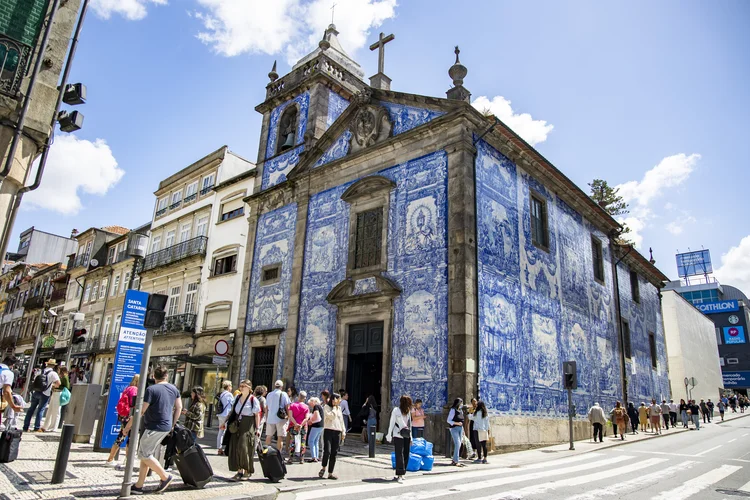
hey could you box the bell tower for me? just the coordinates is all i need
[254,24,368,192]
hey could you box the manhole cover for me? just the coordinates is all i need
[716,489,750,497]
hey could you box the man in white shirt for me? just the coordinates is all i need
[265,380,291,455]
[339,389,351,431]
[1,356,22,415]
[668,399,679,428]
[216,380,234,455]
[23,359,60,432]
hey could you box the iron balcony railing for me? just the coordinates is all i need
[157,313,197,335]
[184,193,197,204]
[169,201,181,211]
[199,185,214,196]
[71,336,99,354]
[23,295,46,310]
[155,207,168,218]
[95,334,117,352]
[0,35,32,97]
[142,236,208,272]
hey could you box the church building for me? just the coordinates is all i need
[234,24,671,447]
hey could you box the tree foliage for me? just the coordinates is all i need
[589,179,633,244]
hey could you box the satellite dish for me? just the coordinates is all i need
[90,259,99,267]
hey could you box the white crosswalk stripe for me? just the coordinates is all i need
[653,465,743,500]
[357,455,634,500]
[563,461,698,500]
[292,453,607,500]
[473,457,669,500]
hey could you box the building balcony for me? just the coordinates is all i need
[155,207,168,218]
[169,201,182,211]
[142,236,208,272]
[200,185,214,196]
[157,313,197,336]
[24,295,46,310]
[50,289,67,303]
[95,334,117,352]
[184,193,197,204]
[0,35,32,97]
[71,336,99,354]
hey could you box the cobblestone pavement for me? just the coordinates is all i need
[2,410,746,499]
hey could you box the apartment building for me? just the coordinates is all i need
[23,263,68,366]
[63,226,130,376]
[5,227,77,269]
[0,263,41,366]
[139,146,254,393]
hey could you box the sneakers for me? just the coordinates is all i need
[482,459,488,464]
[396,476,404,483]
[154,475,173,493]
[104,460,119,468]
[130,485,145,495]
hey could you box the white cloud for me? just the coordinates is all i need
[91,0,167,20]
[715,236,750,296]
[613,153,700,248]
[194,0,397,63]
[617,153,700,207]
[24,135,124,216]
[471,96,554,146]
[665,215,696,236]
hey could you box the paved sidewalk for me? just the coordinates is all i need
[2,410,746,499]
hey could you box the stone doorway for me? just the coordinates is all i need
[251,346,275,389]
[346,321,384,432]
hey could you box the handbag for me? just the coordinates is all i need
[59,387,71,406]
[227,395,249,434]
[276,391,287,420]
[398,413,411,439]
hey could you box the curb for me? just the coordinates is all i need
[716,412,750,424]
[211,484,279,500]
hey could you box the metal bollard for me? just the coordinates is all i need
[368,425,376,458]
[207,403,214,428]
[444,428,451,459]
[52,424,75,484]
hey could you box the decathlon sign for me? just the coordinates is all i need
[696,300,740,315]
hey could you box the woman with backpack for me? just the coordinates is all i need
[183,386,207,442]
[447,398,466,467]
[221,379,261,481]
[105,374,139,467]
[41,366,69,432]
[470,400,490,464]
[612,401,628,440]
[386,395,413,483]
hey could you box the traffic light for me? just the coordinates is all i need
[143,293,168,329]
[72,328,87,344]
[563,360,577,390]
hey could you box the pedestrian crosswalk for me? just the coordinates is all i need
[291,452,748,500]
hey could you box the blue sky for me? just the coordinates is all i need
[15,0,750,289]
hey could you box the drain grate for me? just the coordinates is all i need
[21,470,77,484]
[716,489,750,497]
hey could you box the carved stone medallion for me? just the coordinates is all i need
[350,105,392,154]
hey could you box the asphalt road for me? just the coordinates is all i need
[285,417,750,500]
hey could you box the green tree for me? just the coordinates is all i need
[589,179,632,244]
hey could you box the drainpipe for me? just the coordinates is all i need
[0,0,90,265]
[0,0,62,181]
[610,234,633,406]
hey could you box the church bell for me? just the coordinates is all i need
[280,133,295,151]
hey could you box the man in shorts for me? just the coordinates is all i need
[265,379,291,456]
[131,366,181,495]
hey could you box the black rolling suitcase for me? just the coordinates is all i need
[0,429,22,463]
[257,443,286,483]
[173,444,213,489]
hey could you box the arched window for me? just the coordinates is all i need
[276,105,298,154]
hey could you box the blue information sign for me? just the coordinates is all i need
[100,290,149,449]
[723,371,750,388]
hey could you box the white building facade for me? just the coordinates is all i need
[662,290,724,403]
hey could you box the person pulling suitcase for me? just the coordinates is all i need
[220,379,262,481]
[0,356,23,464]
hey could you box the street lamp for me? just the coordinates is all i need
[127,232,148,290]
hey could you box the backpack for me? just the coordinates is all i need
[31,371,48,393]
[215,393,226,415]
[115,389,134,418]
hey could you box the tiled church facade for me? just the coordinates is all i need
[233,26,670,448]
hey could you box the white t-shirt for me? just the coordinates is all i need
[218,390,234,417]
[0,364,14,388]
[232,394,261,417]
[42,368,60,397]
[266,389,291,425]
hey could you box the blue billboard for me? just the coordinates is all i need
[676,250,712,277]
[100,290,149,449]
[723,371,750,388]
[696,300,740,314]
[723,326,746,345]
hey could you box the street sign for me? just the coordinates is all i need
[690,377,698,387]
[212,355,227,366]
[214,339,229,356]
[100,290,149,449]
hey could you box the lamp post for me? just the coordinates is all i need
[126,233,148,290]
[22,305,54,399]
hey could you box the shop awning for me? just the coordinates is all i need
[174,354,216,365]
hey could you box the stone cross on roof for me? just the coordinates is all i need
[369,32,395,75]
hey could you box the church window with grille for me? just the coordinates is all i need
[530,193,549,250]
[354,208,383,269]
